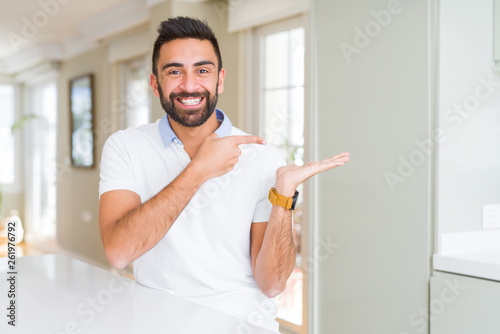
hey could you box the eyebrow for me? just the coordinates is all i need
[161,60,215,72]
[194,60,215,67]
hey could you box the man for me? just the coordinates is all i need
[99,17,349,331]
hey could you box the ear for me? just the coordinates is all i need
[150,74,160,97]
[217,68,225,94]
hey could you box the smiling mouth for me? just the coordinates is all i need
[177,97,204,106]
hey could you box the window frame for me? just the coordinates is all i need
[0,82,23,195]
[250,14,312,334]
[119,55,151,129]
[23,79,58,239]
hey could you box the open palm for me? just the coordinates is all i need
[275,152,350,196]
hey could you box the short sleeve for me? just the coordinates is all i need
[99,131,139,198]
[252,145,287,223]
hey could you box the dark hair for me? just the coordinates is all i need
[152,16,223,76]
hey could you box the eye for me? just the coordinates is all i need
[169,70,181,75]
[198,69,209,74]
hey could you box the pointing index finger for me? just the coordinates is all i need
[230,135,267,146]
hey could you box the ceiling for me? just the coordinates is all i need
[0,0,192,75]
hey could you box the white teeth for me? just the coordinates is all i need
[179,97,202,105]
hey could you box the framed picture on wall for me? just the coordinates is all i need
[69,73,95,168]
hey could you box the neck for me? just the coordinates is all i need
[169,110,220,159]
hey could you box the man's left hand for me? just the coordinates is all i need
[274,152,350,197]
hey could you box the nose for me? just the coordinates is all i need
[178,71,198,92]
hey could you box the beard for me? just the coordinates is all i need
[157,81,219,128]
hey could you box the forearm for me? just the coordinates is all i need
[254,205,296,298]
[252,152,350,297]
[102,165,205,269]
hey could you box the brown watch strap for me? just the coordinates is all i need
[268,187,294,210]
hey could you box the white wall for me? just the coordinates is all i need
[228,0,308,32]
[313,0,433,332]
[57,45,111,265]
[438,0,500,234]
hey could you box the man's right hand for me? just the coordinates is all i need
[189,133,267,181]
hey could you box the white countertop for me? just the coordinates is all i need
[433,230,500,281]
[0,254,277,334]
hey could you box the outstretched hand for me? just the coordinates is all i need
[275,152,350,196]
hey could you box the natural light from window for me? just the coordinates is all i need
[123,57,150,129]
[261,27,305,327]
[0,85,15,185]
[28,83,57,237]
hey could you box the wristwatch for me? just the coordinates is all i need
[268,187,299,210]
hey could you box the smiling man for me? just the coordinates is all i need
[98,17,349,332]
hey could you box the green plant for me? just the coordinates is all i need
[10,114,38,133]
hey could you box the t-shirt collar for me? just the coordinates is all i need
[159,108,232,147]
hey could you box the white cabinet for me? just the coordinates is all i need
[430,272,500,334]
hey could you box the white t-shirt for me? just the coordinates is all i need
[99,110,286,331]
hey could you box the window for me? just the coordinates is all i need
[263,26,305,327]
[120,56,151,129]
[25,83,57,237]
[254,16,308,333]
[0,85,15,185]
[261,28,305,158]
